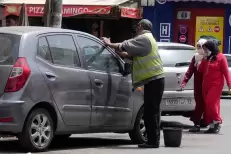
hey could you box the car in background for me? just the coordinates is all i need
[199,35,221,46]
[222,54,231,97]
[0,26,195,152]
[157,42,196,117]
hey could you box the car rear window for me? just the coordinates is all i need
[0,33,21,65]
[158,46,196,67]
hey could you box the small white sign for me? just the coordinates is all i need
[160,23,171,38]
[177,11,191,20]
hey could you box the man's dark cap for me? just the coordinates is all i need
[138,19,152,31]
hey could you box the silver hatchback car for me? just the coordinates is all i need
[222,54,231,96]
[0,26,195,152]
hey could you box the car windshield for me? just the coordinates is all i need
[158,45,196,67]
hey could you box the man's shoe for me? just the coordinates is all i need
[204,124,220,134]
[138,143,159,148]
[189,125,200,132]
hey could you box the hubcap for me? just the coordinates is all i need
[139,114,147,142]
[30,114,51,148]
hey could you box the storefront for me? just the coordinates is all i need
[143,0,231,53]
[1,0,142,42]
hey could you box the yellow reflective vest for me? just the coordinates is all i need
[132,33,164,85]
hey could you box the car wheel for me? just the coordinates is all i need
[19,108,54,152]
[129,107,147,144]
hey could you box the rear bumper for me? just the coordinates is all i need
[161,90,195,112]
[0,100,25,134]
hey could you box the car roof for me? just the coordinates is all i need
[157,42,195,49]
[224,54,231,57]
[0,26,92,37]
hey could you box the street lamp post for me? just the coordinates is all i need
[50,0,62,28]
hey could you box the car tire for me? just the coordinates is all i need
[129,107,147,144]
[18,108,54,152]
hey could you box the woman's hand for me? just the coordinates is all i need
[181,83,186,89]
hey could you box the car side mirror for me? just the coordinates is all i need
[123,62,131,76]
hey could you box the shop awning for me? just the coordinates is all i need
[1,0,142,18]
[167,0,231,4]
[0,0,130,5]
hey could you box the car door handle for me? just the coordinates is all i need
[45,72,56,80]
[94,79,103,88]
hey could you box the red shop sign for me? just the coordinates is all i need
[5,4,112,17]
[121,7,142,19]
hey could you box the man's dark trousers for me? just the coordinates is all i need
[144,78,165,146]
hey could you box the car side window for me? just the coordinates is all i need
[46,35,80,67]
[78,36,121,73]
[37,37,52,63]
[225,56,231,67]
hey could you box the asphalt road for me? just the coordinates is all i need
[0,99,230,154]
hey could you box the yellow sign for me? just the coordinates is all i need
[195,16,224,52]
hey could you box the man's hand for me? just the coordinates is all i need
[101,38,122,51]
[101,37,111,46]
[116,51,129,58]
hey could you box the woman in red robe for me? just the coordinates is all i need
[181,39,207,132]
[199,40,231,133]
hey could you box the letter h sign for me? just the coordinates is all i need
[160,23,171,38]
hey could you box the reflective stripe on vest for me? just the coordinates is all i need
[132,33,164,84]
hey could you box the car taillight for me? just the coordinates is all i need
[4,57,31,92]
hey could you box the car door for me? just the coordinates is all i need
[76,35,133,128]
[36,34,92,126]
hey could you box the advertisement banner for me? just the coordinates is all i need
[5,5,112,17]
[120,7,142,19]
[195,16,224,52]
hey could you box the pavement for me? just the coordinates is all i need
[0,99,230,154]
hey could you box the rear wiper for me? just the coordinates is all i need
[175,62,190,67]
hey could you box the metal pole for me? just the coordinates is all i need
[50,0,62,28]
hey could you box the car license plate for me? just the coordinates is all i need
[165,99,192,106]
